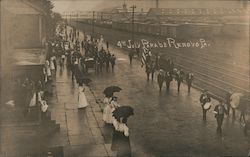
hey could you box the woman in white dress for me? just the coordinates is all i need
[103,96,112,123]
[45,60,51,77]
[50,57,55,71]
[78,85,89,109]
[103,96,120,124]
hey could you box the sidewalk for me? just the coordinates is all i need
[46,67,116,157]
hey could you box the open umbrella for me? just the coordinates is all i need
[230,93,243,108]
[112,106,134,122]
[103,86,122,97]
[78,78,92,86]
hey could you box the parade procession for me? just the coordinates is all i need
[0,0,250,157]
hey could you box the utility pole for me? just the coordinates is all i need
[69,12,71,24]
[66,12,68,25]
[156,0,159,8]
[131,5,136,43]
[76,11,79,37]
[92,11,95,37]
[75,11,78,27]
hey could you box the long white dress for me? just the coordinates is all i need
[45,60,51,77]
[103,97,112,123]
[78,86,89,108]
[103,98,119,124]
[50,57,55,70]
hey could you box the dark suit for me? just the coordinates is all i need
[157,73,165,92]
[186,73,194,93]
[176,71,184,92]
[146,64,151,81]
[214,104,227,133]
[165,72,172,91]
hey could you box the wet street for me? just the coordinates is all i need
[47,29,249,156]
[84,46,248,156]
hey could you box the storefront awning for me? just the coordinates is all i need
[12,48,46,66]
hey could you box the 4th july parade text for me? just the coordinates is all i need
[117,38,211,49]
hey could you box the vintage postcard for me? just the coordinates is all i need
[0,0,249,156]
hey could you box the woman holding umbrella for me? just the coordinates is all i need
[103,86,122,124]
[103,96,120,124]
[111,106,134,157]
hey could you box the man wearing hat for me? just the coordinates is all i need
[157,69,165,92]
[186,72,194,93]
[200,89,211,121]
[214,100,228,133]
[165,71,172,91]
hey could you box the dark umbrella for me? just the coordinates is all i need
[78,78,92,86]
[103,86,122,97]
[112,106,134,122]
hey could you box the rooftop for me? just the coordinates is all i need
[2,0,45,15]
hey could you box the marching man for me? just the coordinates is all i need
[214,100,228,133]
[186,72,194,93]
[200,89,211,121]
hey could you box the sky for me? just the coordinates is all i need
[51,0,245,14]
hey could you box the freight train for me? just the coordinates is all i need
[80,19,248,39]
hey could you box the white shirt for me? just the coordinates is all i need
[113,119,129,137]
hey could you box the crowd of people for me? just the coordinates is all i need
[140,52,194,94]
[55,24,248,156]
[138,45,247,135]
[55,26,132,156]
[44,25,118,84]
[12,77,46,117]
[69,36,116,77]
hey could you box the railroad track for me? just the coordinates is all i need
[181,48,249,74]
[159,51,249,94]
[161,51,249,88]
[72,22,250,99]
[159,53,249,97]
[157,47,249,81]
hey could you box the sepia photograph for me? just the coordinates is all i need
[0,0,249,156]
